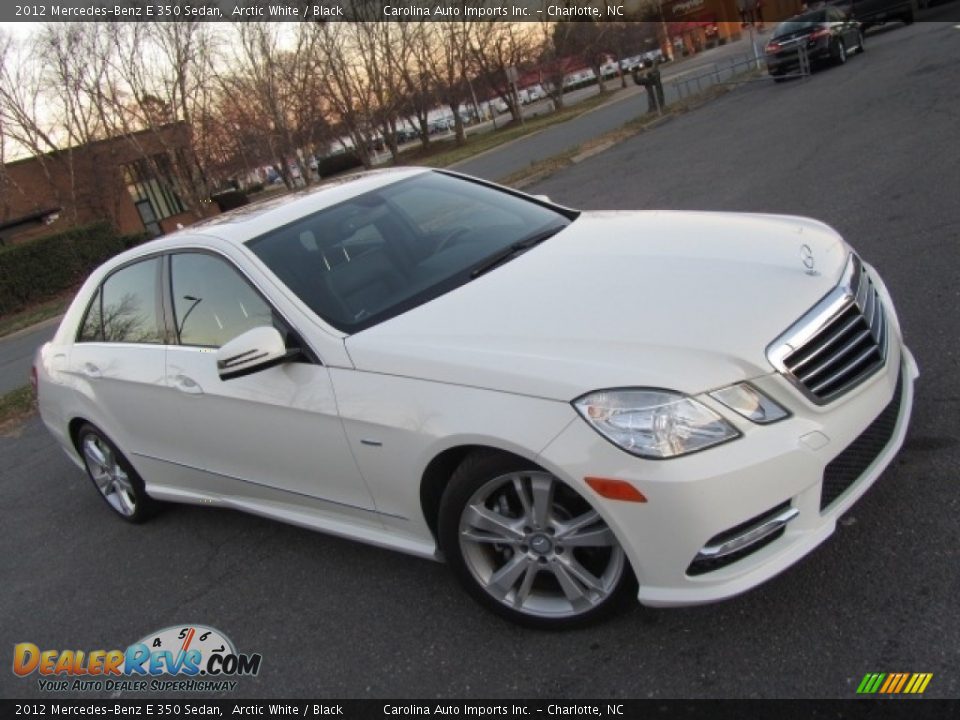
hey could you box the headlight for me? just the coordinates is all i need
[710,383,788,424]
[573,389,740,459]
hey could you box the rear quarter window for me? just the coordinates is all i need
[100,258,164,344]
[76,288,103,343]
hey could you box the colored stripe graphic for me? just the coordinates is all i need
[856,674,874,694]
[857,672,932,694]
[879,674,896,693]
[868,673,885,693]
[893,673,909,693]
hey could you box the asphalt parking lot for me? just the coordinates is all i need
[2,20,959,700]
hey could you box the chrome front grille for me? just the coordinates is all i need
[768,255,888,404]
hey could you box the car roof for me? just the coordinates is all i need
[781,8,828,23]
[136,166,431,253]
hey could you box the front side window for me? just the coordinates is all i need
[247,171,574,333]
[170,253,274,348]
[100,258,163,344]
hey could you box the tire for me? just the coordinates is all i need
[438,450,636,628]
[77,423,158,523]
[902,10,915,25]
[858,31,866,53]
[834,39,847,66]
[773,75,787,84]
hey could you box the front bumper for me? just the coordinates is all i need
[536,342,917,608]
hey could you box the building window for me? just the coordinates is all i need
[123,155,185,236]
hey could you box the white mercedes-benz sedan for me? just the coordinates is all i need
[35,168,917,627]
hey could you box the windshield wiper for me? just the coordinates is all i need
[469,225,566,279]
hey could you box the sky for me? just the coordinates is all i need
[2,22,43,41]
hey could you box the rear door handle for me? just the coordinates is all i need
[83,363,102,379]
[172,375,204,395]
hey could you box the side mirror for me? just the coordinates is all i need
[532,194,551,203]
[216,326,291,381]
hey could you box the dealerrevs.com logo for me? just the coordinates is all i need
[13,624,262,693]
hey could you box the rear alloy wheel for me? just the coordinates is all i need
[857,31,866,53]
[78,423,157,523]
[439,452,635,628]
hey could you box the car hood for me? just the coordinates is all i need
[344,211,849,400]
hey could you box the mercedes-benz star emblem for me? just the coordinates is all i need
[800,244,817,275]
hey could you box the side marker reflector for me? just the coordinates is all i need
[585,477,647,503]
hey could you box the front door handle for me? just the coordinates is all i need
[83,363,102,379]
[172,374,204,395]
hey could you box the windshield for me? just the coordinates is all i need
[773,12,827,37]
[247,171,574,333]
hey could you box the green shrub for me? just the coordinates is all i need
[317,151,363,177]
[119,231,150,249]
[0,223,126,316]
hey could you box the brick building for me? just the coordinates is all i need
[655,0,804,56]
[0,123,214,246]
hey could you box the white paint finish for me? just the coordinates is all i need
[328,367,577,534]
[346,210,848,399]
[163,346,377,513]
[64,343,171,460]
[34,169,917,611]
[536,348,916,606]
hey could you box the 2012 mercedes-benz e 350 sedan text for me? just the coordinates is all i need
[35,168,917,627]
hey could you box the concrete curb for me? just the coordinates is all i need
[448,85,641,171]
[501,73,753,189]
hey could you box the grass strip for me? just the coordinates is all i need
[0,385,36,436]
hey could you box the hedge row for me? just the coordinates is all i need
[0,223,148,317]
[317,151,363,177]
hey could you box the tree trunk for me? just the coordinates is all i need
[449,105,466,145]
[383,120,400,162]
[417,115,430,150]
[595,65,607,93]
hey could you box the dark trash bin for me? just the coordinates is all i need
[632,66,665,113]
[211,189,250,213]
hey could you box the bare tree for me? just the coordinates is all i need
[74,21,219,217]
[396,22,438,151]
[350,19,407,162]
[468,23,539,124]
[428,20,476,146]
[0,25,99,224]
[217,22,330,189]
[0,31,16,222]
[314,22,378,168]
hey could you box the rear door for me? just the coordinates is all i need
[67,256,172,459]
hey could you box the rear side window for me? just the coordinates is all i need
[170,253,273,347]
[100,258,163,344]
[77,288,103,342]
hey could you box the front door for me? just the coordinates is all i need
[161,251,376,514]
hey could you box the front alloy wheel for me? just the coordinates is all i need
[439,452,634,628]
[78,423,156,523]
[835,40,847,65]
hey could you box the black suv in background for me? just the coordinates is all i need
[827,0,917,27]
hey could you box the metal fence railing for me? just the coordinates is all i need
[640,43,814,114]
[666,52,763,104]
